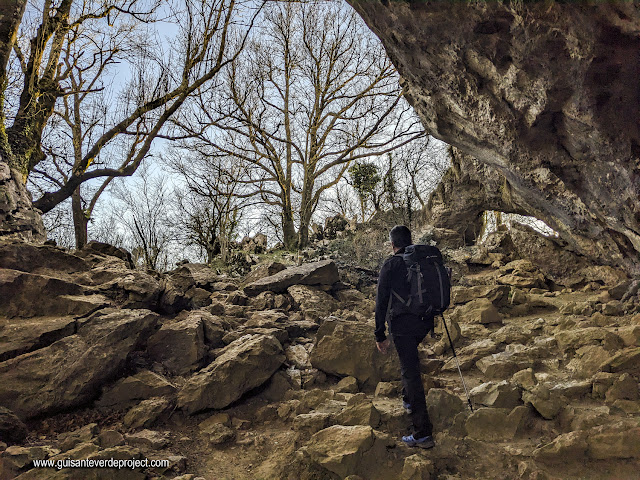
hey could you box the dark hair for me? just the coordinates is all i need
[389,225,412,249]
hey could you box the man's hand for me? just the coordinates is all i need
[376,338,391,354]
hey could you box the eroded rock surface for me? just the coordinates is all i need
[0,162,45,243]
[349,1,640,274]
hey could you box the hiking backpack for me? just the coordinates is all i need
[388,244,451,319]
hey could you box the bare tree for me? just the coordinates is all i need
[2,0,264,229]
[167,150,247,264]
[112,167,174,271]
[395,136,450,210]
[174,1,424,250]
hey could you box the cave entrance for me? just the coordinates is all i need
[479,211,557,244]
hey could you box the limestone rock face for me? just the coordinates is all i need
[0,316,77,362]
[96,370,176,408]
[0,269,109,318]
[304,425,375,478]
[300,425,402,480]
[243,261,288,285]
[451,298,503,325]
[243,260,339,295]
[287,284,338,316]
[310,318,399,388]
[177,334,285,414]
[147,312,207,375]
[0,162,45,243]
[0,241,89,275]
[0,407,28,444]
[349,1,640,274]
[0,309,158,419]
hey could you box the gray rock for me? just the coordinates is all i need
[401,454,434,480]
[0,164,45,242]
[97,430,125,449]
[288,285,338,315]
[310,317,399,388]
[97,370,176,408]
[601,347,640,375]
[0,407,28,444]
[469,381,521,409]
[426,389,465,432]
[335,376,359,394]
[243,261,288,286]
[476,349,535,380]
[465,406,529,441]
[243,260,339,295]
[522,385,566,420]
[123,398,172,429]
[451,285,510,306]
[0,316,77,362]
[302,425,376,478]
[58,424,99,452]
[178,334,284,414]
[0,309,158,419]
[0,268,109,318]
[124,430,168,449]
[451,298,502,325]
[147,312,206,375]
[293,412,333,435]
[335,402,381,428]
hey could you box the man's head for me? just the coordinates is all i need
[389,225,412,252]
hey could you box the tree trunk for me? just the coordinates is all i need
[282,212,297,250]
[297,217,310,249]
[0,0,28,167]
[71,187,88,249]
[0,157,45,242]
[297,200,315,249]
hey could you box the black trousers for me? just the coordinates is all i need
[392,333,433,438]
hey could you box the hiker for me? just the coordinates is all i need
[374,225,437,449]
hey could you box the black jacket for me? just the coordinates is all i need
[374,247,432,342]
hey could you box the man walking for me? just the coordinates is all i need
[375,225,435,448]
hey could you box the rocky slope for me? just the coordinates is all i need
[0,234,639,480]
[348,0,640,275]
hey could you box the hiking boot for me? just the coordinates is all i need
[402,401,412,414]
[401,434,435,449]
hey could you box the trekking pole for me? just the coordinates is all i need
[440,314,474,412]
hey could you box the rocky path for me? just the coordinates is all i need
[0,240,639,479]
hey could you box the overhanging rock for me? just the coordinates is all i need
[349,1,640,274]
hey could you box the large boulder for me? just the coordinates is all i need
[534,420,640,464]
[0,268,109,318]
[469,380,521,409]
[288,284,338,316]
[310,318,399,388]
[0,309,158,419]
[81,241,134,267]
[243,261,288,285]
[97,370,176,408]
[0,407,28,444]
[98,270,163,310]
[177,334,285,414]
[0,316,77,362]
[300,425,401,480]
[465,406,528,441]
[147,311,206,375]
[243,260,339,295]
[0,241,89,275]
[450,298,503,325]
[303,425,375,478]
